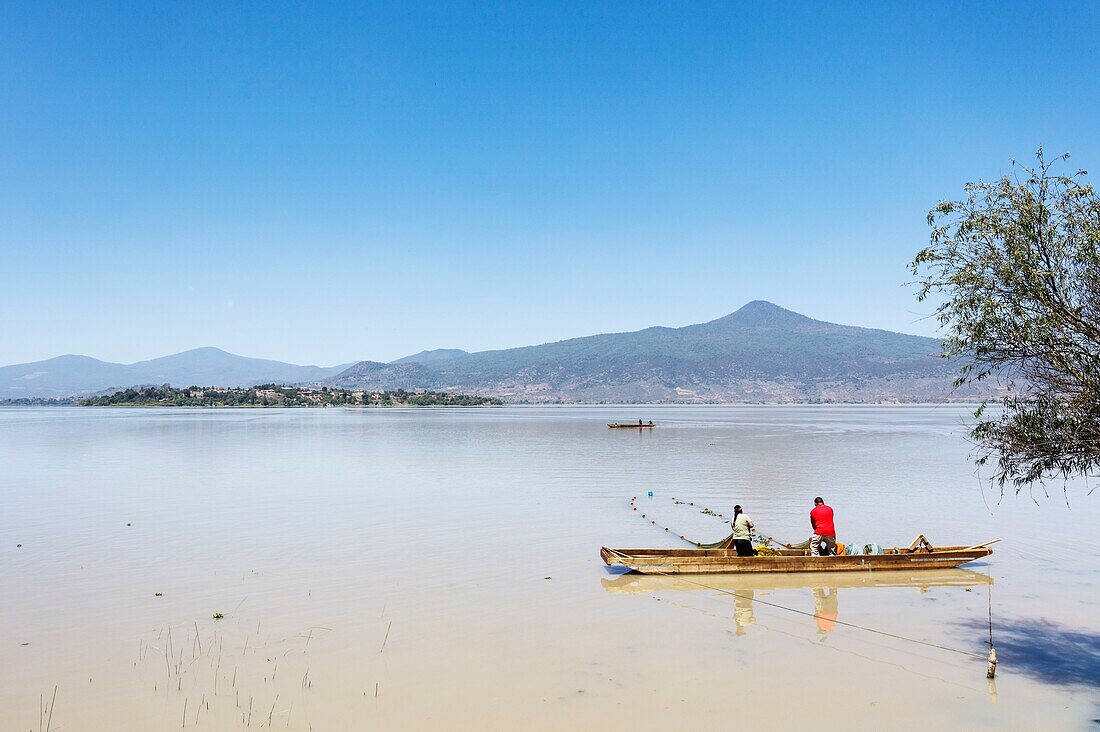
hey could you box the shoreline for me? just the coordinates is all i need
[0,400,988,408]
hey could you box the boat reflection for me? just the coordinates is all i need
[733,589,755,635]
[602,568,992,637]
[812,587,838,636]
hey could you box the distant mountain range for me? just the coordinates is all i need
[1,302,991,403]
[0,348,350,399]
[327,301,985,403]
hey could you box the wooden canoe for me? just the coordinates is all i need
[608,422,655,428]
[600,543,994,574]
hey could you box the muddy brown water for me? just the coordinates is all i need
[1,406,1097,730]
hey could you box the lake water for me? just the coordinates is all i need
[2,406,1098,730]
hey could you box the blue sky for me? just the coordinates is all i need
[2,2,1098,366]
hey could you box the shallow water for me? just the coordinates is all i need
[1,405,1097,730]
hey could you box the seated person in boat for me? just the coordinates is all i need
[730,505,756,557]
[809,497,837,556]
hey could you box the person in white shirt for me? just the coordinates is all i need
[730,505,756,557]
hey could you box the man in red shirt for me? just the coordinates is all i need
[809,496,837,556]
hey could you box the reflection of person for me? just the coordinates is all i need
[730,505,757,557]
[812,587,838,636]
[733,589,756,635]
[809,496,837,556]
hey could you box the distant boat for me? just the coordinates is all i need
[608,421,655,429]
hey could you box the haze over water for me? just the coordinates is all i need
[2,406,1097,730]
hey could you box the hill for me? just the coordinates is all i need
[390,348,469,365]
[328,301,988,403]
[3,303,990,403]
[0,348,350,399]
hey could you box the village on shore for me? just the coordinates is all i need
[74,384,503,408]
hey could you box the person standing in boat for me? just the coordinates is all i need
[730,505,756,557]
[809,496,837,556]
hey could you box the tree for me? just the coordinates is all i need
[912,149,1100,494]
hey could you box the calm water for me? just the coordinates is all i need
[1,406,1097,730]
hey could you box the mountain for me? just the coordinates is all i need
[0,348,350,399]
[3,302,990,403]
[390,349,469,365]
[324,361,439,391]
[123,347,349,388]
[328,301,989,403]
[0,355,143,399]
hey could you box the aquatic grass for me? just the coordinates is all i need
[379,621,392,654]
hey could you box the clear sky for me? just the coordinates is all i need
[2,2,1098,366]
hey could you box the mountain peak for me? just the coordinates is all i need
[736,300,800,317]
[1,348,352,398]
[737,299,784,313]
[702,301,812,328]
[135,347,244,368]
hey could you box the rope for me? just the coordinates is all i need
[630,496,713,546]
[671,496,728,520]
[625,496,993,666]
[645,568,990,661]
[652,585,983,691]
[988,582,994,649]
[631,496,783,549]
[986,582,998,678]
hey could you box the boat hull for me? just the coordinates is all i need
[600,545,993,574]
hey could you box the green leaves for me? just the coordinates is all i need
[912,149,1100,494]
